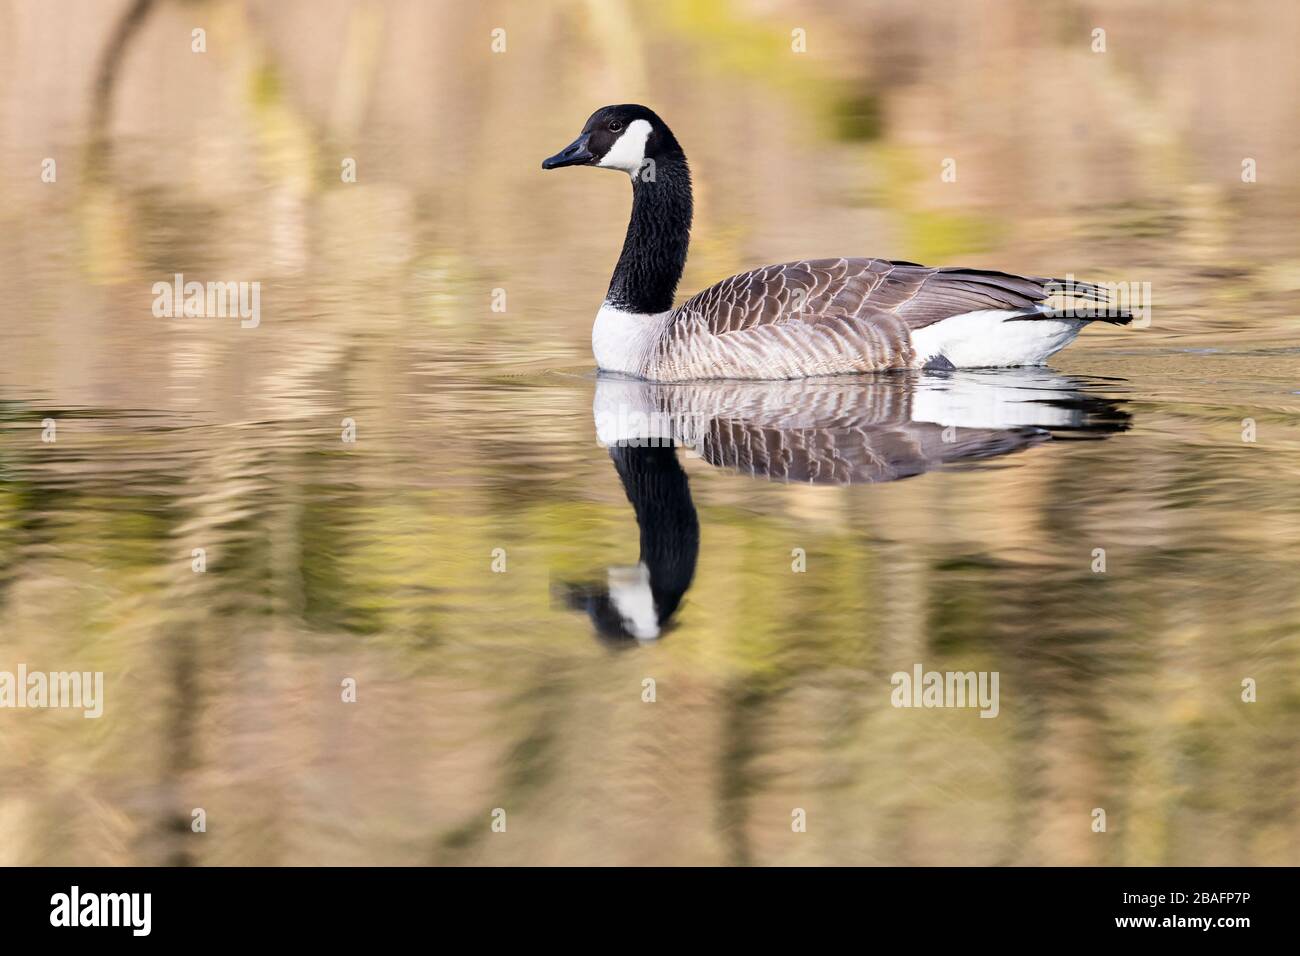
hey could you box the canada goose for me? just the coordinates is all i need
[564,370,1130,640]
[542,105,1132,382]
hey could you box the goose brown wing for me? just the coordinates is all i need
[681,257,1109,332]
[655,258,1112,379]
[662,259,911,376]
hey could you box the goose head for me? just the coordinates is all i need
[541,104,683,176]
[564,563,673,645]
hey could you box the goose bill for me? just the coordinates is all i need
[542,133,595,169]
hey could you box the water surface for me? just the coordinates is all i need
[0,0,1297,866]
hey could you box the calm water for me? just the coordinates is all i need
[1,0,1298,866]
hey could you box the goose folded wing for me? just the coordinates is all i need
[696,417,1047,485]
[679,258,1112,337]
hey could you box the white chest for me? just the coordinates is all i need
[592,303,670,375]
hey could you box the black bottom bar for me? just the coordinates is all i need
[0,867,1286,941]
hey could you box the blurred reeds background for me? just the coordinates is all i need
[0,0,1296,865]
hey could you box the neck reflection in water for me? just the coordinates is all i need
[564,369,1130,644]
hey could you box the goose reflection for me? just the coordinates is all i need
[564,369,1129,644]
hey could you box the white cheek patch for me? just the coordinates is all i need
[597,119,653,175]
[608,563,660,639]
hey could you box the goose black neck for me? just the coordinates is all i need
[606,156,693,315]
[610,444,699,624]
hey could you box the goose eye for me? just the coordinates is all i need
[608,120,623,132]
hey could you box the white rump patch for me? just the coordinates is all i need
[598,119,653,175]
[909,309,1085,368]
